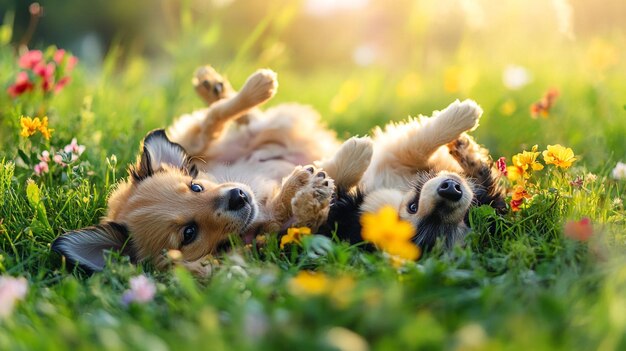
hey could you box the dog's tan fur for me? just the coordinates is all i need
[53,67,373,276]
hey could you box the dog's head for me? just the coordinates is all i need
[399,171,474,250]
[52,129,258,272]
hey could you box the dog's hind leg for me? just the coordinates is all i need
[447,135,507,213]
[317,136,373,191]
[169,69,278,156]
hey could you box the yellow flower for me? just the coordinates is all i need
[507,145,544,183]
[289,271,355,306]
[20,116,41,137]
[587,38,619,72]
[360,206,421,261]
[280,227,311,249]
[500,99,517,116]
[38,116,54,140]
[288,271,329,296]
[19,116,54,140]
[543,144,576,169]
[330,80,362,114]
[443,66,478,94]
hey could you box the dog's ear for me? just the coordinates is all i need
[130,129,198,182]
[51,222,136,272]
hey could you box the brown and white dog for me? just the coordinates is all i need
[52,67,373,276]
[321,100,506,250]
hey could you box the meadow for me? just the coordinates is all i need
[0,1,625,350]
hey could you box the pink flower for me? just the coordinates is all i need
[18,50,43,69]
[564,217,593,241]
[122,275,156,305]
[53,154,66,166]
[53,49,78,71]
[64,138,86,156]
[7,71,34,98]
[0,276,28,318]
[496,157,508,177]
[34,161,49,176]
[570,176,584,188]
[38,150,51,163]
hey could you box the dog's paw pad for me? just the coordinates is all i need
[291,174,335,230]
[193,66,228,104]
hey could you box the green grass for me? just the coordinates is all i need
[1,4,626,350]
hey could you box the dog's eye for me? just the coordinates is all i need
[407,202,418,214]
[182,224,198,246]
[190,183,204,193]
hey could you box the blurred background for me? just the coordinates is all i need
[1,0,625,168]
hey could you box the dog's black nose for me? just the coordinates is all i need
[437,179,463,201]
[227,188,249,211]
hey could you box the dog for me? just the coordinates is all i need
[320,100,506,250]
[52,67,373,276]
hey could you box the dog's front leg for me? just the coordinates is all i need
[192,65,235,106]
[261,165,333,233]
[448,135,507,213]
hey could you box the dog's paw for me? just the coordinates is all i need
[182,258,213,279]
[448,135,490,178]
[192,65,230,105]
[438,99,482,132]
[291,168,335,230]
[239,69,278,107]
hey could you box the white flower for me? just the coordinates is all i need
[0,276,28,318]
[612,162,626,180]
[352,44,377,67]
[304,0,368,16]
[502,65,531,90]
[122,275,156,305]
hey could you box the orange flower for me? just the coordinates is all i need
[530,88,559,118]
[543,144,576,169]
[564,218,593,241]
[280,227,312,249]
[510,184,531,212]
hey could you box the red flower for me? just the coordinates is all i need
[54,76,71,93]
[18,50,43,69]
[7,72,34,98]
[496,157,508,177]
[564,217,593,241]
[33,62,56,92]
